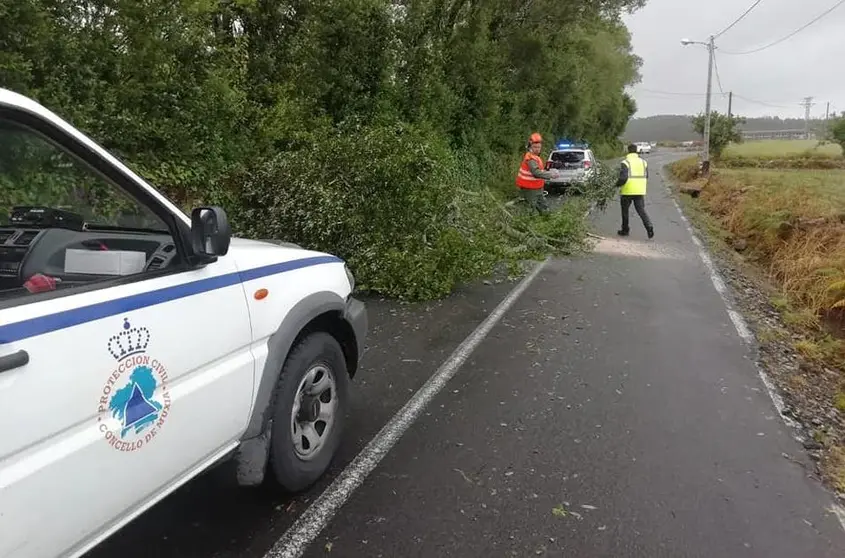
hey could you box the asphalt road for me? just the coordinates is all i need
[87,150,845,558]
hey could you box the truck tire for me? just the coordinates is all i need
[268,331,349,492]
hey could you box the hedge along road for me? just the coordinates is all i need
[86,150,845,558]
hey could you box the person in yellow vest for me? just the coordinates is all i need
[617,143,654,238]
[515,132,558,215]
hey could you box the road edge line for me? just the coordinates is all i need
[660,171,790,417]
[659,171,799,419]
[263,258,551,558]
[661,167,845,532]
[660,170,753,345]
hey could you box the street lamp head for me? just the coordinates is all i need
[680,38,693,46]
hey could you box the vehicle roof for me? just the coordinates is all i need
[0,87,190,225]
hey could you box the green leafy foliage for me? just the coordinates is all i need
[1,0,644,299]
[691,111,746,159]
[827,117,845,158]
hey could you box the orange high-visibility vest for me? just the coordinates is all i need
[515,152,546,190]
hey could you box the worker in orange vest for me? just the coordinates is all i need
[515,132,558,215]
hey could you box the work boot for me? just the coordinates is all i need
[617,229,629,237]
[647,227,654,239]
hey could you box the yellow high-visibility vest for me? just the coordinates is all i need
[620,153,647,196]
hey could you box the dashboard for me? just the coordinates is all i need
[0,226,178,293]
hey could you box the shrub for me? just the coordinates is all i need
[828,117,845,157]
[668,157,701,182]
[219,123,538,300]
[218,120,612,300]
[2,0,644,301]
[691,112,745,159]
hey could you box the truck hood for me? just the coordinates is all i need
[228,237,341,269]
[231,237,305,251]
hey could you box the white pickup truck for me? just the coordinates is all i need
[0,89,367,558]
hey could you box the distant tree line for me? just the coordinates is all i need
[625,114,831,143]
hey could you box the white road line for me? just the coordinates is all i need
[661,175,754,345]
[830,503,845,532]
[264,258,550,558]
[661,166,845,534]
[660,171,793,419]
[662,170,845,529]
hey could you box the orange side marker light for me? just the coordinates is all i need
[254,288,269,300]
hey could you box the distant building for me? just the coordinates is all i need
[740,129,815,140]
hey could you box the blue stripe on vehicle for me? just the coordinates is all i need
[0,255,343,344]
[237,255,341,282]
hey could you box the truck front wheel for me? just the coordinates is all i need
[268,331,349,492]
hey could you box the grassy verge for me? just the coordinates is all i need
[720,140,845,170]
[724,139,842,159]
[668,156,845,494]
[686,167,845,315]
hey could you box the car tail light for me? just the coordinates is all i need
[583,160,592,169]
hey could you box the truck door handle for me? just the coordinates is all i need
[0,350,29,373]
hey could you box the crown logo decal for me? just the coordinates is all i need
[108,318,150,361]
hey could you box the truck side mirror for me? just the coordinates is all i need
[190,206,231,262]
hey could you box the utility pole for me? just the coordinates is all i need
[728,91,733,119]
[680,35,716,174]
[825,101,830,121]
[800,96,815,139]
[702,35,715,174]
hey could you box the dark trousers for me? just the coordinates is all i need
[620,195,652,232]
[520,188,550,215]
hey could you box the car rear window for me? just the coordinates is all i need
[550,151,585,163]
[549,151,586,169]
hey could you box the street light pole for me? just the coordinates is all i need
[681,36,716,175]
[702,35,714,174]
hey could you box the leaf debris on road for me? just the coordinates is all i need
[552,504,583,520]
[454,468,475,485]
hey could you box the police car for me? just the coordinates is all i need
[0,89,367,558]
[544,141,596,193]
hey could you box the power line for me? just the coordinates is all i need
[721,0,845,55]
[636,88,795,108]
[637,87,721,97]
[730,93,793,108]
[635,88,798,109]
[713,0,765,39]
[712,51,725,94]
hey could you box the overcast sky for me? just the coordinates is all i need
[623,0,845,119]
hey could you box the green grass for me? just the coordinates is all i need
[724,140,842,159]
[668,158,845,315]
[720,168,845,214]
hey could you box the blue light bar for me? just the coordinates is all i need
[556,142,589,149]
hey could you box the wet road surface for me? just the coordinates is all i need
[87,151,845,557]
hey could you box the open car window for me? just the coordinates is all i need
[0,119,167,232]
[0,117,178,305]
